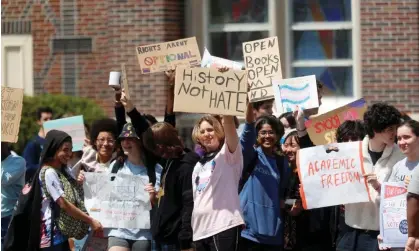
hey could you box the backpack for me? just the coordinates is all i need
[238,152,286,193]
[40,167,90,240]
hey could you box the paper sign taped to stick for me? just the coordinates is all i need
[297,141,370,209]
[1,87,24,143]
[242,36,282,102]
[305,99,367,145]
[273,75,319,113]
[379,182,408,248]
[43,116,85,152]
[121,63,131,99]
[136,37,201,74]
[83,172,151,229]
[174,67,247,116]
[201,48,244,70]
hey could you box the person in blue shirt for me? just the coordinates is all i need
[22,107,53,183]
[239,102,286,250]
[1,142,26,245]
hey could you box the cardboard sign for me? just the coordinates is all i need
[1,87,24,143]
[379,182,408,248]
[174,67,247,116]
[43,116,85,151]
[242,36,282,102]
[83,172,151,229]
[121,63,131,99]
[305,99,367,145]
[273,75,319,113]
[201,48,244,70]
[297,141,371,209]
[136,37,201,74]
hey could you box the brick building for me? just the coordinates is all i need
[2,0,419,145]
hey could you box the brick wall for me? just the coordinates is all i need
[361,0,419,114]
[1,0,185,116]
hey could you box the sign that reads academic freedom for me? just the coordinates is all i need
[174,67,248,116]
[136,37,201,74]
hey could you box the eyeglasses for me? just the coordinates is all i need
[96,138,115,145]
[258,130,275,136]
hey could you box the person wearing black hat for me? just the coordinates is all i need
[4,130,103,251]
[105,123,162,251]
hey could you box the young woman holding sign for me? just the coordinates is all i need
[238,101,286,251]
[190,114,244,251]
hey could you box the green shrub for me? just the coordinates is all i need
[14,94,107,154]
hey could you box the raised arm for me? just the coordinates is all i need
[114,90,127,134]
[120,89,150,135]
[293,106,314,148]
[240,102,257,167]
[164,70,176,127]
[224,115,239,153]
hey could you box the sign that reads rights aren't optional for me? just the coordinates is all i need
[174,67,248,116]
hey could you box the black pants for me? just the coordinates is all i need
[239,237,282,251]
[194,226,241,251]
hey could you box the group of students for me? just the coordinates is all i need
[1,69,419,251]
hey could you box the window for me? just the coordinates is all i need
[204,0,276,62]
[52,37,92,54]
[287,0,360,100]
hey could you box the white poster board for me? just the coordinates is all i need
[297,141,371,209]
[272,75,319,113]
[83,172,151,229]
[379,182,408,249]
[43,115,85,152]
[201,48,244,70]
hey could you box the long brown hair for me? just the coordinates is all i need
[192,115,225,152]
[142,122,184,159]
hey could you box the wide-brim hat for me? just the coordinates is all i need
[118,123,140,139]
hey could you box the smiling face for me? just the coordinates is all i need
[121,138,141,156]
[95,132,116,158]
[282,136,300,163]
[397,125,419,156]
[55,141,73,165]
[258,123,278,150]
[198,121,221,153]
[374,125,398,146]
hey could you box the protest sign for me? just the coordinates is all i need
[273,75,319,113]
[201,48,244,70]
[305,99,367,145]
[242,36,282,102]
[136,37,201,74]
[297,141,371,209]
[121,63,131,99]
[83,172,151,229]
[1,86,24,143]
[43,115,85,151]
[174,67,247,116]
[379,182,408,249]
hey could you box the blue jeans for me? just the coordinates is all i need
[1,215,12,245]
[337,226,379,251]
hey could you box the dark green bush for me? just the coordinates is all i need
[13,94,107,154]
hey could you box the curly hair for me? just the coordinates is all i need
[90,118,118,150]
[364,103,402,138]
[336,120,366,143]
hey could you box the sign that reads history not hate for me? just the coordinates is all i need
[1,87,24,143]
[136,37,201,74]
[243,36,282,102]
[297,142,371,209]
[174,67,247,116]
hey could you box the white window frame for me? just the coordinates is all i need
[285,0,361,113]
[203,0,277,63]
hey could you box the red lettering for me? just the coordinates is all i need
[308,162,316,176]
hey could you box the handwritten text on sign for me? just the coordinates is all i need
[297,142,370,209]
[83,172,151,229]
[272,75,319,113]
[379,182,408,248]
[136,37,201,74]
[174,67,247,116]
[305,99,367,145]
[1,87,24,143]
[243,36,282,102]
